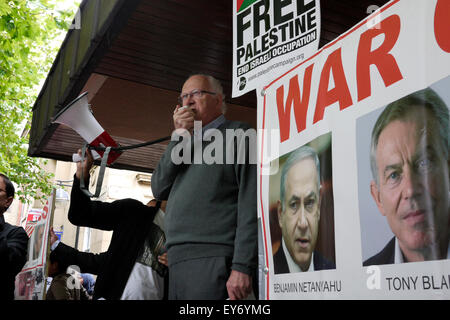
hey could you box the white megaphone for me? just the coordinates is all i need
[52,92,122,165]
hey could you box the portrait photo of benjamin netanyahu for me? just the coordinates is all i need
[269,134,336,274]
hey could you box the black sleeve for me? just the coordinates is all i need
[52,242,107,275]
[0,226,28,278]
[69,175,146,230]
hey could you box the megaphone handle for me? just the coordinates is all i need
[80,144,111,198]
[79,144,111,198]
[93,146,111,197]
[80,144,94,197]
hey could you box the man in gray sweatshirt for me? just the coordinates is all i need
[151,74,257,300]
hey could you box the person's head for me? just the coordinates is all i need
[0,173,15,216]
[277,146,321,271]
[48,250,69,277]
[369,88,450,260]
[179,74,226,125]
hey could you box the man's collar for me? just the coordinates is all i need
[394,237,450,262]
[282,238,314,273]
[202,114,226,132]
[394,237,404,264]
[195,114,226,141]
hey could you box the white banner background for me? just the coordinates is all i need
[257,0,450,299]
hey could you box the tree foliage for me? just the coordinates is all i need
[0,0,79,203]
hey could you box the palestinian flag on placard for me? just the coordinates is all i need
[237,0,259,12]
[24,220,38,238]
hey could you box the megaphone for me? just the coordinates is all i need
[52,92,122,165]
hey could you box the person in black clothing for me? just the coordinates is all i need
[62,149,168,299]
[0,173,28,300]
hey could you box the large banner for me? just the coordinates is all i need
[258,0,450,299]
[15,191,55,300]
[232,0,320,97]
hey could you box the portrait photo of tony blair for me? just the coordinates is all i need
[358,77,450,266]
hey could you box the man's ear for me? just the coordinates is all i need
[370,180,386,217]
[5,196,13,211]
[217,96,223,112]
[277,200,283,228]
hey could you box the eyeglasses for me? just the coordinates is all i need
[178,89,216,105]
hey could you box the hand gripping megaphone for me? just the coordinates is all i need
[52,92,122,197]
[52,92,122,165]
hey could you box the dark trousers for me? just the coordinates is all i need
[169,256,231,300]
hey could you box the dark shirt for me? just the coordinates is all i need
[0,215,29,300]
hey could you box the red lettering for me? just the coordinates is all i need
[42,202,49,219]
[276,65,314,142]
[313,48,352,124]
[434,0,450,53]
[357,14,403,102]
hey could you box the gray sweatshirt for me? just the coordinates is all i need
[151,119,257,275]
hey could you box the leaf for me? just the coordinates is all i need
[0,1,12,16]
[0,0,80,204]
